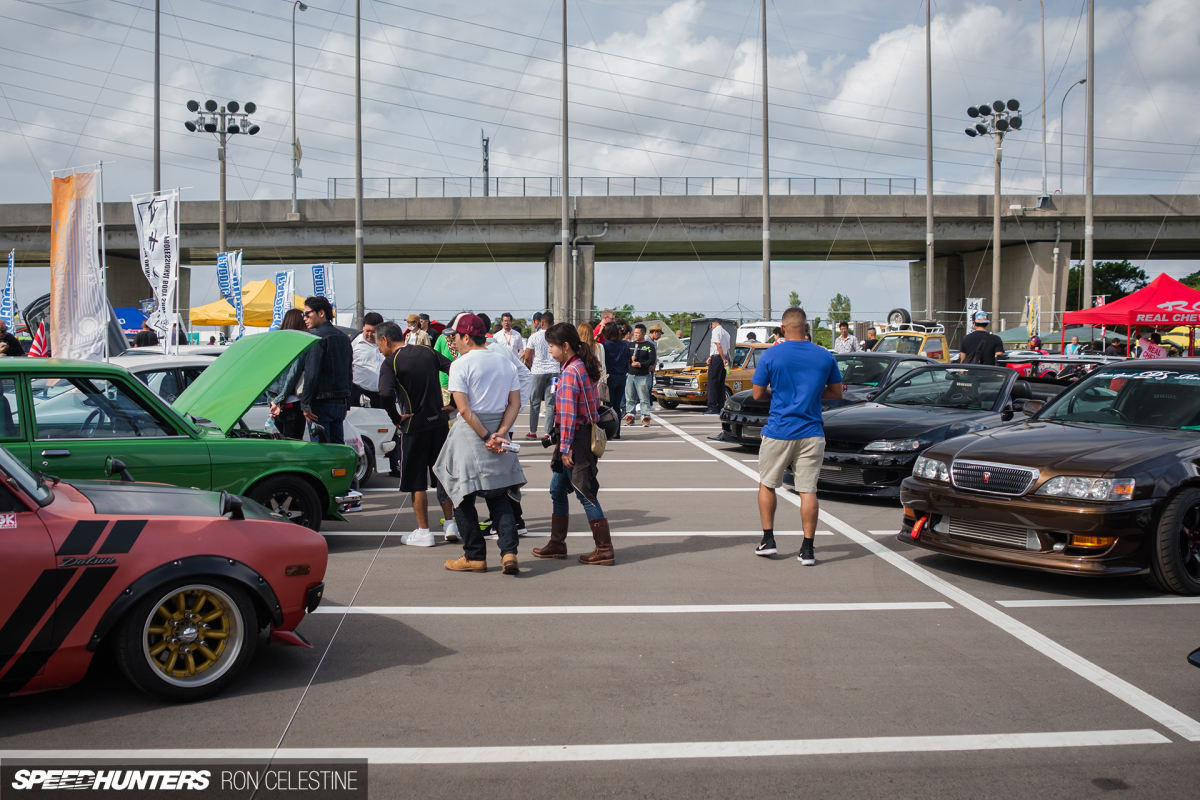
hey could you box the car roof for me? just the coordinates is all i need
[109,355,219,371]
[0,357,135,376]
[834,351,932,360]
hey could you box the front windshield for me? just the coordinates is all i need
[0,446,54,506]
[874,367,1008,411]
[1041,367,1200,429]
[835,355,890,386]
[874,335,923,355]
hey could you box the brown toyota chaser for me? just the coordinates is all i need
[898,359,1200,594]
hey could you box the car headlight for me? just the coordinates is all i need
[913,456,950,482]
[864,438,927,452]
[688,378,699,389]
[1036,476,1135,501]
[725,399,742,412]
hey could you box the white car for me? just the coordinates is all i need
[108,354,396,485]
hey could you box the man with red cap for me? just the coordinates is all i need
[433,313,527,575]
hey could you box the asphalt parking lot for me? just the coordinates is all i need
[3,404,1199,798]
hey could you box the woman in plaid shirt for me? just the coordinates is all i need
[532,323,615,565]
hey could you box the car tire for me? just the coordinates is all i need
[887,307,912,326]
[659,400,679,409]
[1149,488,1200,595]
[247,476,323,532]
[356,438,375,487]
[114,578,258,703]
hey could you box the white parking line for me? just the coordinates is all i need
[0,730,1168,763]
[869,530,900,536]
[518,459,718,464]
[649,412,1200,743]
[998,597,1200,608]
[314,602,953,615]
[362,487,758,493]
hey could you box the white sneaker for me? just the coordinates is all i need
[342,502,363,514]
[517,527,529,537]
[401,529,436,547]
[443,519,460,542]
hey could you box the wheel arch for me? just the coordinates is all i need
[242,469,331,517]
[88,556,283,652]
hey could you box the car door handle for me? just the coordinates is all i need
[40,449,71,457]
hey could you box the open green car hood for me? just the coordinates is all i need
[172,330,318,432]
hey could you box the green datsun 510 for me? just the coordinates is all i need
[0,331,356,531]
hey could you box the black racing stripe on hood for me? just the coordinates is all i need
[75,483,223,518]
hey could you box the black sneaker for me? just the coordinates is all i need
[797,542,816,566]
[755,538,777,557]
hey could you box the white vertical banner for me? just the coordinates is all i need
[311,263,336,310]
[1,250,15,329]
[1026,296,1041,338]
[270,270,295,331]
[966,297,984,324]
[229,250,245,339]
[131,190,180,351]
[50,169,107,361]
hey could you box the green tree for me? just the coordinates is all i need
[1182,270,1200,291]
[1065,260,1149,311]
[828,292,852,323]
[787,291,802,310]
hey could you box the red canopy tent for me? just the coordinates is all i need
[1062,273,1200,356]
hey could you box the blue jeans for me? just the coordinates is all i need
[626,374,653,417]
[550,469,604,521]
[607,373,628,417]
[311,398,347,445]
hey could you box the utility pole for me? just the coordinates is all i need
[219,111,226,253]
[760,0,771,321]
[354,0,364,327]
[965,100,1022,327]
[993,135,1003,323]
[291,1,307,218]
[482,129,490,197]
[560,0,570,324]
[924,0,934,323]
[154,0,160,194]
[1083,0,1095,307]
[1037,0,1048,206]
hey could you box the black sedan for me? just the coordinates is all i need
[792,364,1064,498]
[716,352,937,446]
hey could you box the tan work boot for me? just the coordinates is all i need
[444,556,487,572]
[532,514,570,559]
[502,553,520,575]
[579,518,615,565]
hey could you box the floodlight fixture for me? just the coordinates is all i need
[967,106,980,118]
[965,128,978,137]
[203,122,217,133]
[184,121,197,132]
[204,100,218,112]
[227,100,240,113]
[186,100,200,113]
[244,102,256,114]
[248,124,260,135]
[978,103,992,115]
[975,123,988,135]
[1010,115,1023,129]
[992,100,1005,113]
[996,117,1009,131]
[1007,98,1020,111]
[227,123,240,134]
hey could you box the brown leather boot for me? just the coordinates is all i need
[579,518,615,565]
[532,514,569,559]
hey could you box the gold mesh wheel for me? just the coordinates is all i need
[141,584,244,688]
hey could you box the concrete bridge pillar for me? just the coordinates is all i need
[912,241,1071,347]
[548,244,594,326]
[104,253,191,319]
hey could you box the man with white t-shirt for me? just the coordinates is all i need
[705,319,731,415]
[495,312,525,357]
[433,313,527,575]
[521,311,559,440]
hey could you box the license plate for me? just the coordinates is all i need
[663,389,678,397]
[742,426,761,440]
[823,465,843,471]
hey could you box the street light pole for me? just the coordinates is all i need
[1038,0,1047,205]
[560,0,570,324]
[184,99,260,255]
[1083,0,1095,308]
[992,134,1003,324]
[965,100,1023,328]
[219,109,226,254]
[154,0,160,194]
[292,1,307,217]
[1059,78,1086,193]
[761,0,771,322]
[924,0,935,323]
[354,0,364,327]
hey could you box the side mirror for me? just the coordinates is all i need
[1023,399,1045,417]
[104,456,135,483]
[1189,647,1200,670]
[219,490,245,520]
[865,391,879,401]
[309,423,328,443]
[1001,405,1014,422]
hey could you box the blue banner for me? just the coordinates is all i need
[311,263,336,311]
[0,250,14,329]
[269,270,294,331]
[229,251,244,339]
[216,252,234,304]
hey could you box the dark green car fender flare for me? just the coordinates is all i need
[87,555,283,652]
[239,467,335,512]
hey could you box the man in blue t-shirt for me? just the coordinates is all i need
[751,307,844,565]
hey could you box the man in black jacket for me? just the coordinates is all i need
[300,295,352,445]
[0,320,26,356]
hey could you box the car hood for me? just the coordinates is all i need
[70,480,276,520]
[927,420,1200,475]
[730,384,880,413]
[823,402,997,443]
[173,330,317,433]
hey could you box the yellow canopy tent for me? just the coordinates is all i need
[189,280,305,327]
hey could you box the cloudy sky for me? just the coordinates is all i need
[3,0,1200,322]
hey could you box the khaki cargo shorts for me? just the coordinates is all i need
[758,435,825,493]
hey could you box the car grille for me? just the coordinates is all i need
[950,461,1037,496]
[825,439,864,453]
[656,376,695,388]
[818,466,864,485]
[939,517,1038,551]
